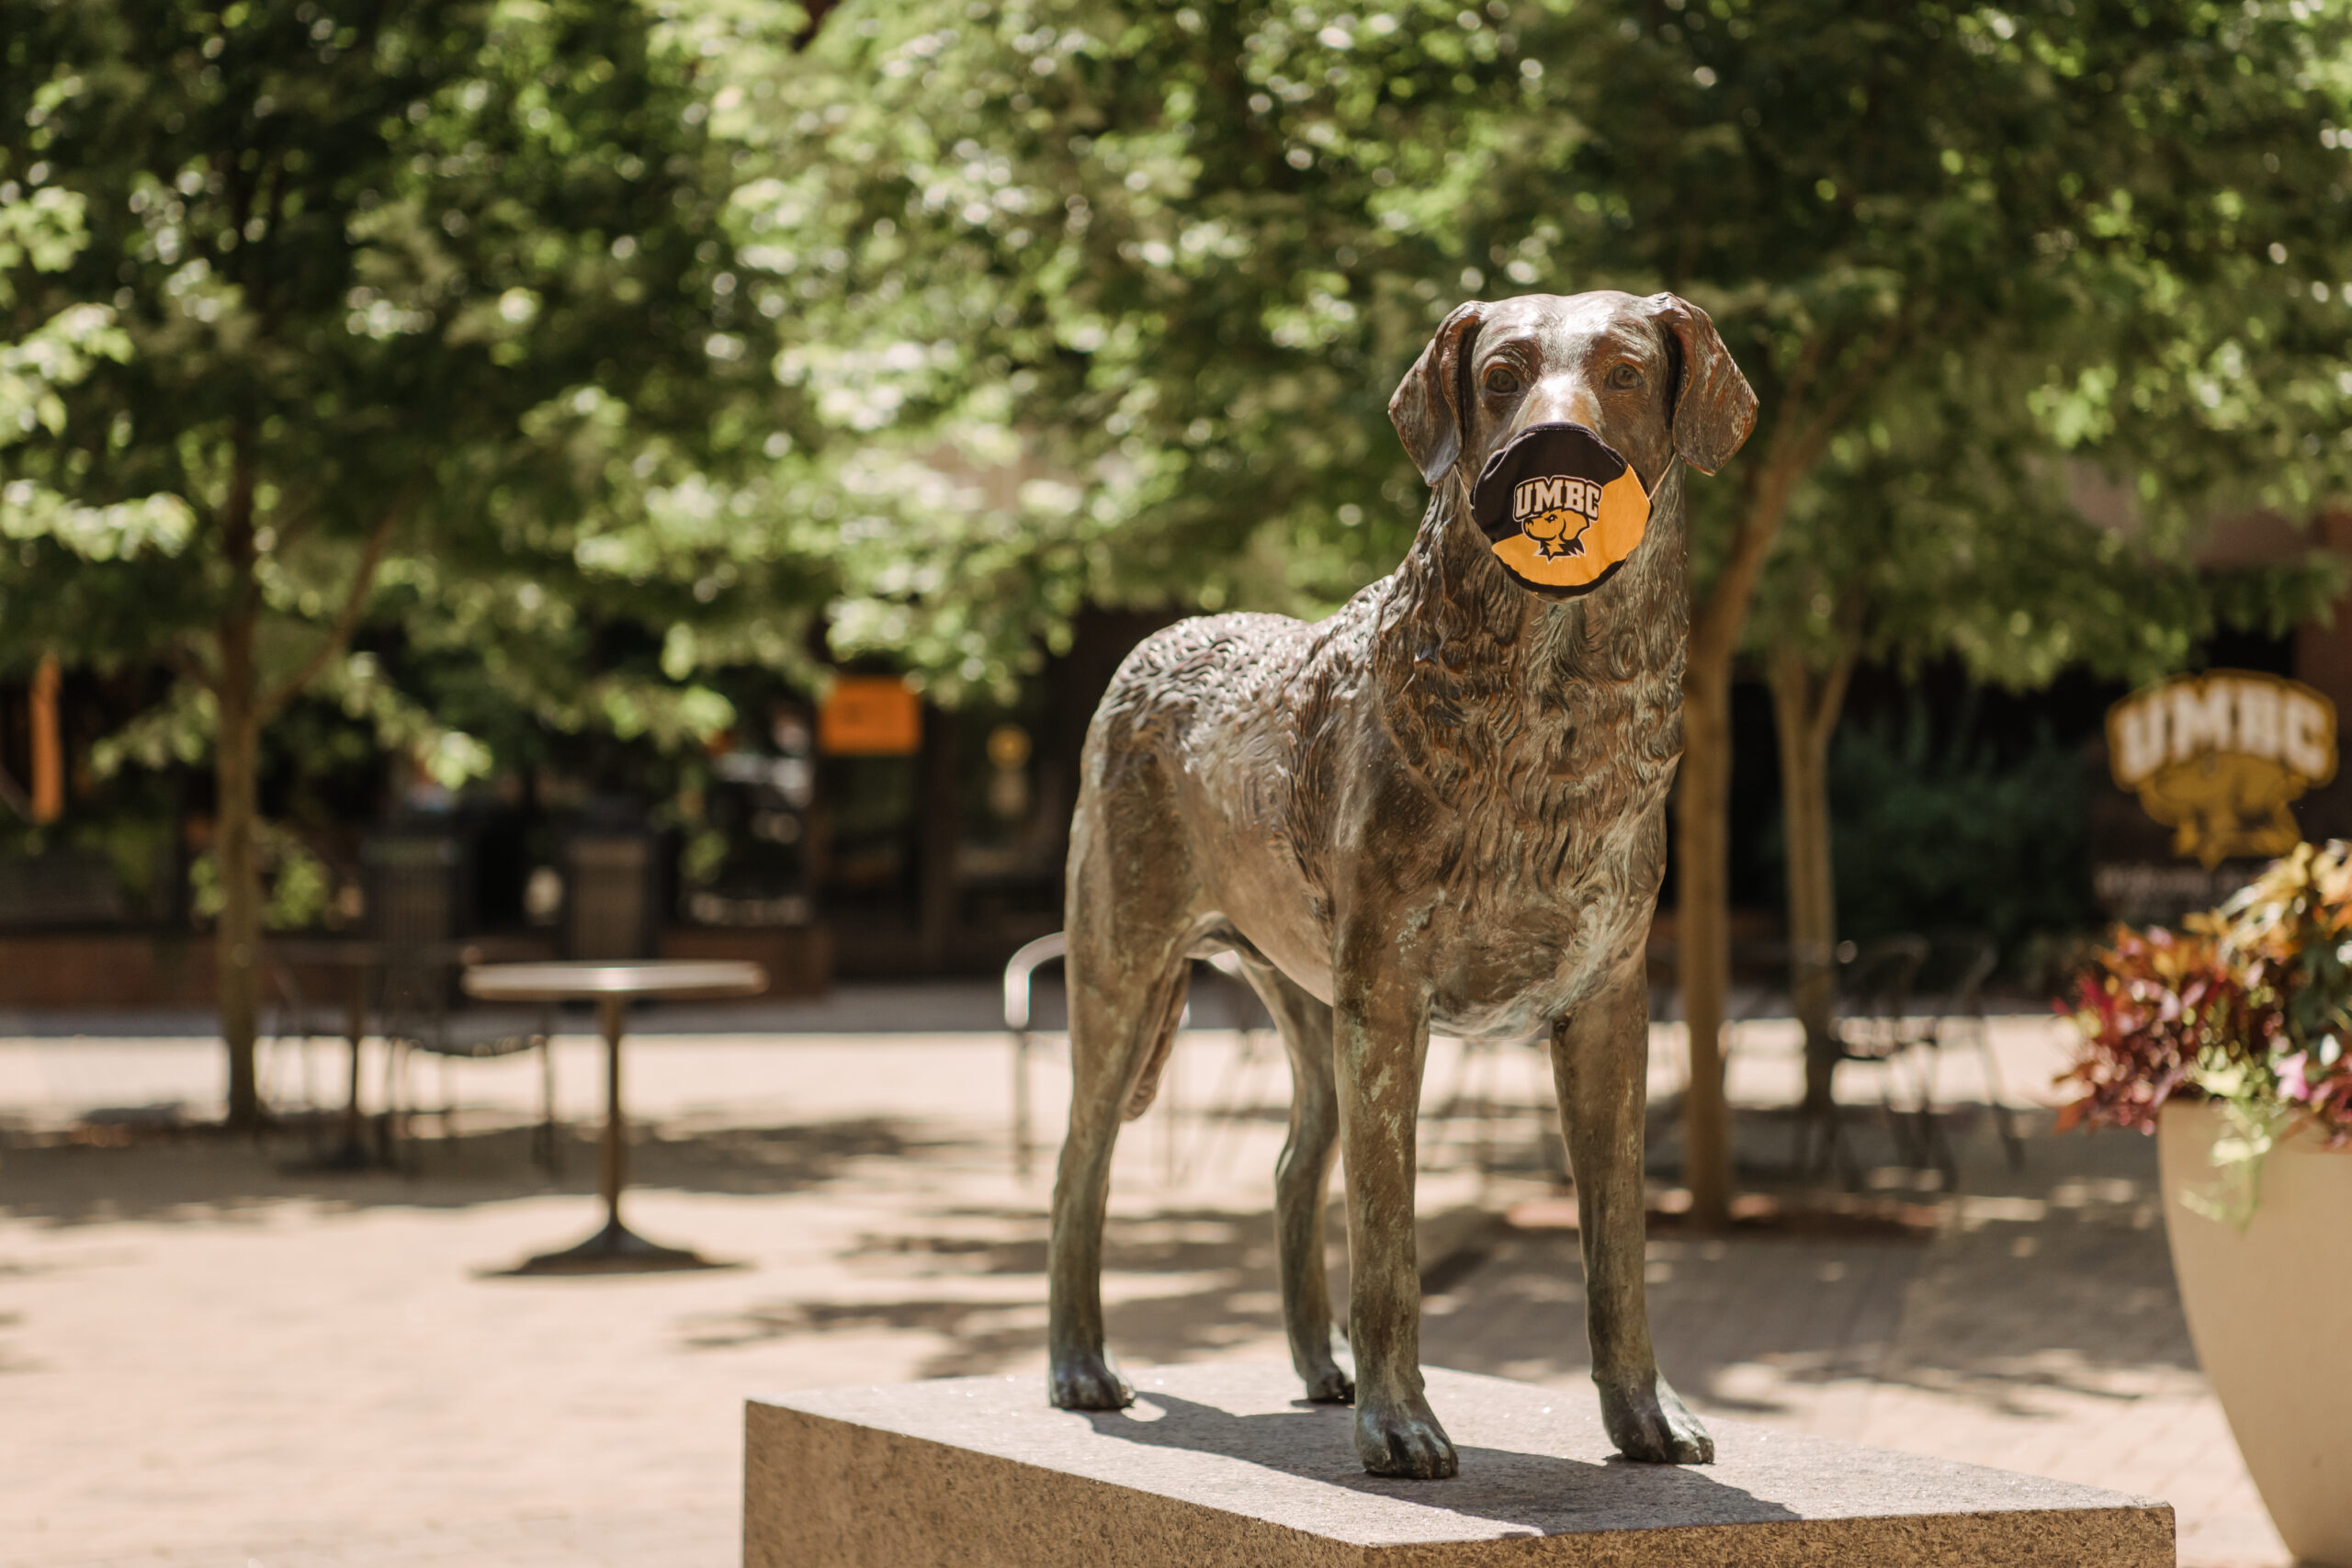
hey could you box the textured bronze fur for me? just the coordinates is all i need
[1046,292,1758,1479]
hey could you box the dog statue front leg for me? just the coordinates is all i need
[1551,960,1713,1463]
[1332,959,1455,1479]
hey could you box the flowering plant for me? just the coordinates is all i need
[2061,840,2352,1221]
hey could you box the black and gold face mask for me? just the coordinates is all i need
[1470,422,1656,599]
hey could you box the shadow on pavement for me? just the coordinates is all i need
[0,1114,955,1225]
[660,1115,2201,1426]
[676,1205,1291,1381]
[1427,1118,2198,1416]
[1078,1393,1803,1532]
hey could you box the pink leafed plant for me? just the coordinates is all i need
[2061,841,2352,1218]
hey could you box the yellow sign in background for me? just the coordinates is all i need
[818,675,922,757]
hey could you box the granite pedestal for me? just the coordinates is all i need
[744,1362,2173,1566]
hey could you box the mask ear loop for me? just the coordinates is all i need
[1442,462,1476,525]
[1649,452,1680,504]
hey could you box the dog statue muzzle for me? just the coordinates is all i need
[1472,421,1662,600]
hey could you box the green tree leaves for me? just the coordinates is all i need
[1,0,813,1119]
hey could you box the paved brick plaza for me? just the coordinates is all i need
[0,995,2288,1567]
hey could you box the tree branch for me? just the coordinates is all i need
[1808,645,1858,755]
[266,490,326,555]
[167,640,219,695]
[1690,307,1922,675]
[1783,307,1923,472]
[256,503,403,723]
[0,759,33,822]
[1777,331,1830,420]
[1690,448,1807,672]
[792,0,843,50]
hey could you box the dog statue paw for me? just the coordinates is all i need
[1300,1362,1354,1404]
[1355,1393,1459,1479]
[1598,1372,1713,1464]
[1047,1353,1134,1411]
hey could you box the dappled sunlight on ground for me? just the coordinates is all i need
[0,1018,2290,1567]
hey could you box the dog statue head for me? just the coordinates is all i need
[1387,291,1758,495]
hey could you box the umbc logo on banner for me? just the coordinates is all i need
[2107,671,2337,868]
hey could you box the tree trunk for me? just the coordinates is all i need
[1675,656,1736,1227]
[1673,452,1810,1227]
[1766,641,1855,1116]
[916,702,958,971]
[28,655,62,823]
[215,595,264,1131]
[1669,321,1902,1222]
[201,426,394,1129]
[215,432,264,1131]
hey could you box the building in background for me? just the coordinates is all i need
[6,508,2352,1002]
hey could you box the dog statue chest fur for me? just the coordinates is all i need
[1047,290,1758,1480]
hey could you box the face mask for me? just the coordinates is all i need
[1469,422,1657,599]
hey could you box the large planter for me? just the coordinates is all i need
[2159,1100,2352,1566]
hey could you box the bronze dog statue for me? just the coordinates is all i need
[1046,290,1757,1477]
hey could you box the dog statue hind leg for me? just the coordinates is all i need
[1046,828,1359,1411]
[1045,748,1200,1412]
[1229,953,1352,1405]
[1553,953,1712,1463]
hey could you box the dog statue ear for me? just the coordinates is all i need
[1389,301,1485,485]
[1646,293,1758,475]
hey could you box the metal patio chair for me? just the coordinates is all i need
[1796,933,1931,1188]
[1899,936,2024,1179]
[258,956,344,1152]
[379,951,561,1172]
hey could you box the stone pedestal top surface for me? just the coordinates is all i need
[744,1361,2174,1566]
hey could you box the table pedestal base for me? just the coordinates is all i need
[505,1217,729,1275]
[284,1122,397,1175]
[302,1138,384,1173]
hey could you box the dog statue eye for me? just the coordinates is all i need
[1483,366,1521,396]
[1608,363,1642,389]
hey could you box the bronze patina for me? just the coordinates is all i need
[1046,291,1758,1478]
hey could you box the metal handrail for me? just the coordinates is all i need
[1003,931,1069,1033]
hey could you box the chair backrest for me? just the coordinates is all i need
[376,952,455,1048]
[365,833,464,950]
[264,959,334,1039]
[429,1001,553,1057]
[1842,935,1928,1011]
[1836,934,1929,1057]
[1917,935,1998,1042]
[1187,950,1272,1032]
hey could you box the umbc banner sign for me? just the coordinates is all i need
[2107,671,2337,868]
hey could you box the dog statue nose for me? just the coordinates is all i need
[1515,383,1605,439]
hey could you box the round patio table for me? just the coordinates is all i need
[462,960,766,1273]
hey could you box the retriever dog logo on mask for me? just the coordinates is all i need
[1514,474,1603,558]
